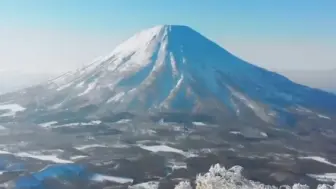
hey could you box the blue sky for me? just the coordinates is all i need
[0,0,335,73]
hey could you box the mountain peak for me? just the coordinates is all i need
[108,24,217,67]
[144,24,195,32]
[2,25,335,125]
[113,24,200,49]
[105,24,204,69]
[115,24,197,44]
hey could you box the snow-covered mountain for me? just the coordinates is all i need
[1,25,336,125]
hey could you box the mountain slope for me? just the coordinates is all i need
[1,25,335,125]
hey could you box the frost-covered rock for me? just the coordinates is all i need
[195,164,277,189]
[175,164,336,189]
[316,184,336,189]
[228,165,244,175]
[174,181,192,189]
[292,184,310,189]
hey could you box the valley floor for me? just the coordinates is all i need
[0,118,336,188]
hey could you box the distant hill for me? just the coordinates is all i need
[0,70,54,94]
[280,69,336,93]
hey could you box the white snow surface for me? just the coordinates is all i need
[115,119,132,124]
[91,174,133,184]
[317,114,331,120]
[230,131,242,135]
[78,78,98,96]
[0,103,26,117]
[0,150,11,154]
[129,181,160,189]
[46,120,102,128]
[299,156,336,167]
[4,25,247,115]
[174,181,192,189]
[76,81,85,88]
[70,155,88,160]
[107,92,125,103]
[38,121,58,128]
[228,86,272,123]
[75,144,108,150]
[230,88,256,110]
[192,122,207,126]
[308,173,336,183]
[169,161,187,171]
[81,120,102,125]
[56,81,73,91]
[138,144,196,157]
[260,132,268,137]
[16,152,73,164]
[109,25,164,62]
[139,144,184,154]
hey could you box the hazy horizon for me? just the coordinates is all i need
[1,1,336,74]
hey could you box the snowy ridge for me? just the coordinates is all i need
[173,164,336,189]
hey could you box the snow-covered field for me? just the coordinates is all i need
[91,174,133,184]
[38,120,102,128]
[0,103,26,117]
[299,156,336,167]
[75,144,108,150]
[0,118,335,189]
[138,144,193,157]
[308,173,336,183]
[16,152,73,164]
